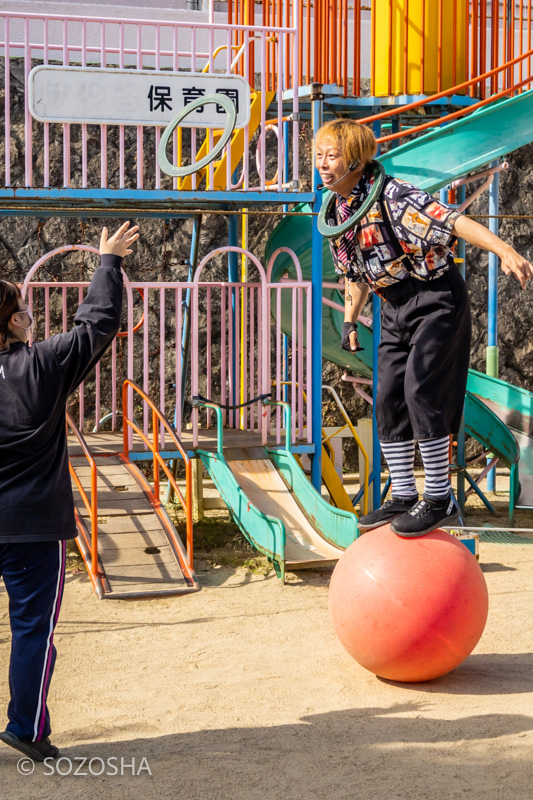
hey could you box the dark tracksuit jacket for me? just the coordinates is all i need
[0,254,123,543]
[0,253,124,744]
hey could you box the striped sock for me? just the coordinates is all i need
[381,440,418,499]
[419,436,451,499]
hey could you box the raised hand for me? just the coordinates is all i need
[99,222,140,258]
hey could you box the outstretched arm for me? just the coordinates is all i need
[39,222,139,396]
[452,214,533,289]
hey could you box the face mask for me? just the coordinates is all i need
[16,307,34,332]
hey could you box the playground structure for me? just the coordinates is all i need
[3,2,533,594]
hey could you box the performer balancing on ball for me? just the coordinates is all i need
[315,119,533,537]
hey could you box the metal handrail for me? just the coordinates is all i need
[272,380,369,513]
[66,410,99,578]
[263,398,292,452]
[122,380,194,568]
[192,398,224,455]
[321,384,369,515]
[362,45,533,144]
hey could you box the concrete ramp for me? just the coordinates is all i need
[69,445,200,599]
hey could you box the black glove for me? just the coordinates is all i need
[341,321,364,353]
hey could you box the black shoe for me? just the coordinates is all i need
[0,730,59,762]
[390,495,460,538]
[358,496,419,531]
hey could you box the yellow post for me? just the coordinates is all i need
[191,458,205,523]
[373,0,467,97]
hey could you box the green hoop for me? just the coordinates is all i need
[317,161,387,239]
[157,93,237,178]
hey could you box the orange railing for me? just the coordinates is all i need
[360,44,533,146]
[229,1,533,98]
[122,380,194,570]
[255,0,360,93]
[228,0,257,86]
[66,411,100,585]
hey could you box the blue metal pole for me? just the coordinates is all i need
[372,291,382,510]
[455,184,467,511]
[372,120,382,510]
[487,163,499,362]
[178,214,201,420]
[487,161,500,492]
[168,214,201,504]
[283,117,290,402]
[310,95,324,491]
[228,212,239,429]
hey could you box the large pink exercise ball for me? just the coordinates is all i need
[329,525,489,682]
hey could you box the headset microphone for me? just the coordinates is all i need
[316,162,358,192]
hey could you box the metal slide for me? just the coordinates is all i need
[265,91,533,516]
[198,446,358,581]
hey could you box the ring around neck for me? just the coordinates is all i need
[317,160,386,239]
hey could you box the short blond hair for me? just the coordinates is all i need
[315,119,377,168]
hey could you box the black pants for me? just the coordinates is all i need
[0,541,66,741]
[376,267,471,442]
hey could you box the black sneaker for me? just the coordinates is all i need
[390,495,460,538]
[0,730,59,762]
[358,496,419,531]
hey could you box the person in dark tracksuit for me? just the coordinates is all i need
[0,222,138,762]
[315,119,533,537]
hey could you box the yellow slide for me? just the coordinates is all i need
[179,90,275,191]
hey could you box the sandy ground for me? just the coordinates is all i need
[1,477,533,799]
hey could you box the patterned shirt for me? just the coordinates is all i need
[327,168,460,290]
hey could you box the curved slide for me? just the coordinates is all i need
[467,370,533,508]
[198,446,358,581]
[266,91,533,516]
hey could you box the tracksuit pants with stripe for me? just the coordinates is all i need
[0,541,66,742]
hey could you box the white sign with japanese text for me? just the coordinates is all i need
[29,66,251,128]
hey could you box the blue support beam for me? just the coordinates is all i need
[372,120,382,510]
[310,95,324,492]
[372,291,382,510]
[487,161,500,492]
[0,188,315,218]
[228,212,239,429]
[455,184,466,512]
[179,215,202,413]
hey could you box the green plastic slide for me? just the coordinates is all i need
[467,370,533,509]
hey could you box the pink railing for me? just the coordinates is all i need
[191,246,312,448]
[23,245,311,448]
[0,10,299,193]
